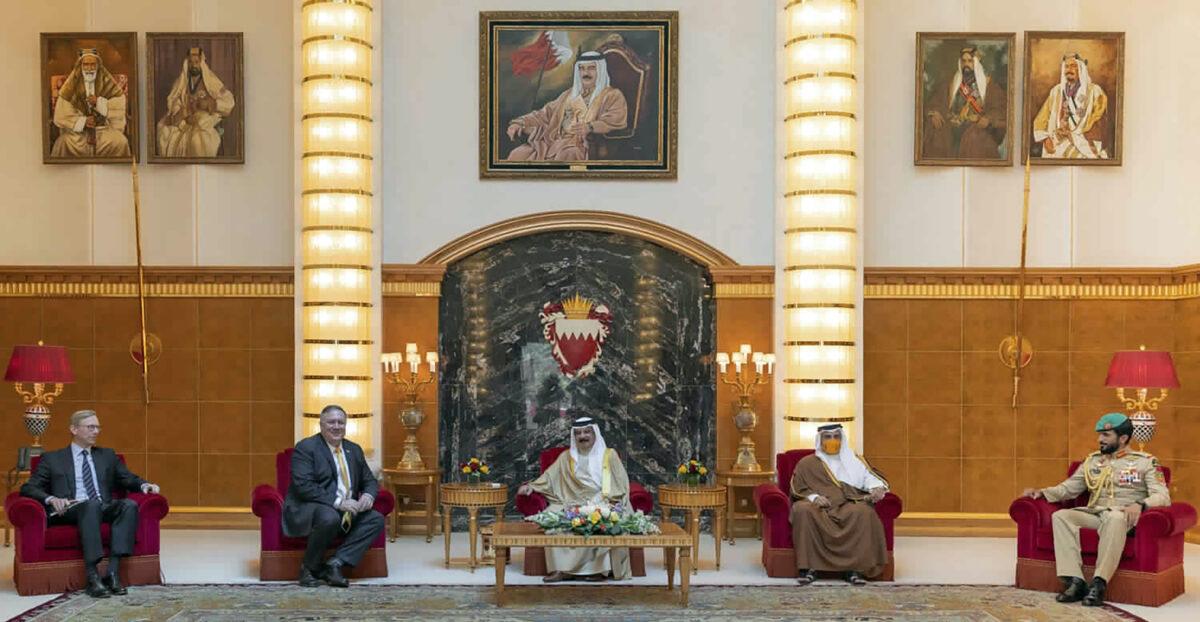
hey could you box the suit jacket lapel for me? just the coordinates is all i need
[64,449,77,499]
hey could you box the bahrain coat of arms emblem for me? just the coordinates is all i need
[539,293,613,378]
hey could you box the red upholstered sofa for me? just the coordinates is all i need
[3,454,170,596]
[251,448,395,580]
[753,449,903,579]
[514,446,654,576]
[1009,460,1196,606]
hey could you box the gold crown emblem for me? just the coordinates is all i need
[561,293,593,320]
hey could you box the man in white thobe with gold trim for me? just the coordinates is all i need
[1032,53,1109,159]
[156,47,235,157]
[51,48,131,158]
[517,417,632,582]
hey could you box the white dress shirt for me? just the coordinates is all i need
[326,442,352,507]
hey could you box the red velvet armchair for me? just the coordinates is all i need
[1009,460,1196,606]
[514,446,654,577]
[3,454,170,596]
[251,448,395,580]
[753,449,903,580]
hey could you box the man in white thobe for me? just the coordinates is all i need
[51,48,131,158]
[156,46,236,157]
[1032,53,1109,159]
[517,417,632,582]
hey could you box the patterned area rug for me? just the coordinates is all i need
[12,584,1145,621]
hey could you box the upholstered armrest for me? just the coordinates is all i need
[874,493,902,521]
[125,492,169,555]
[1137,503,1198,539]
[372,489,395,516]
[1009,496,1060,530]
[629,482,653,514]
[515,491,548,517]
[252,485,284,550]
[754,484,790,519]
[252,485,283,519]
[5,493,47,559]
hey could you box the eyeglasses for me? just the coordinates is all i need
[77,425,101,431]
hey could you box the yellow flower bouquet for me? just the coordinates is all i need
[459,457,491,484]
[677,459,709,487]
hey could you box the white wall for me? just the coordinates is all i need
[0,0,293,266]
[381,0,778,265]
[864,0,1200,268]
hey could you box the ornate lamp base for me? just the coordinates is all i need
[732,407,761,472]
[1129,409,1156,452]
[395,406,426,471]
[22,404,51,448]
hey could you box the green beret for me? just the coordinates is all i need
[1095,412,1129,432]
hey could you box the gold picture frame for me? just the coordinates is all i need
[1022,31,1124,166]
[479,11,678,179]
[914,32,1015,167]
[40,32,139,164]
[146,32,245,164]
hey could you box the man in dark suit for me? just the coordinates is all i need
[21,409,160,598]
[283,404,384,588]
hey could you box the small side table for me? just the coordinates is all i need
[658,483,726,574]
[383,467,441,543]
[440,482,507,572]
[714,469,775,545]
[4,467,31,547]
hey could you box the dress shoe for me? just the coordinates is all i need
[796,569,817,586]
[583,573,608,582]
[844,571,867,586]
[84,573,111,599]
[298,565,323,588]
[1055,576,1087,603]
[321,559,350,588]
[103,573,127,595]
[1082,577,1107,607]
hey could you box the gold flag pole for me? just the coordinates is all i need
[1010,157,1032,408]
[131,154,150,404]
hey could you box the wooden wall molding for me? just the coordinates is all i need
[0,266,293,297]
[711,265,774,299]
[381,264,445,297]
[418,210,738,268]
[865,265,1200,300]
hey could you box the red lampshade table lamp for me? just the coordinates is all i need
[4,342,75,452]
[1104,346,1180,450]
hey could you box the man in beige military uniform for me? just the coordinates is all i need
[1022,412,1170,606]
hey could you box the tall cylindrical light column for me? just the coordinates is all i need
[299,0,376,452]
[780,0,860,448]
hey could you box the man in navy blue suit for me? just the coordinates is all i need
[283,404,384,587]
[21,409,160,598]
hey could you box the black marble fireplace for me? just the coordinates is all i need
[438,230,715,513]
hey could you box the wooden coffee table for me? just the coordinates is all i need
[491,521,693,607]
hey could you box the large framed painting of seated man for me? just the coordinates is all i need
[146,32,244,164]
[1023,31,1124,166]
[480,11,678,179]
[40,32,138,164]
[914,32,1014,166]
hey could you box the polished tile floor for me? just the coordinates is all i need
[1,530,1197,620]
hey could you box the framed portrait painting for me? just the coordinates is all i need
[479,11,678,179]
[146,32,244,163]
[1023,31,1124,165]
[40,32,138,164]
[914,32,1014,166]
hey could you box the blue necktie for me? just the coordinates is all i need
[81,450,100,501]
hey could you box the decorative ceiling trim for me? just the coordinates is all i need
[418,210,738,268]
[0,266,293,298]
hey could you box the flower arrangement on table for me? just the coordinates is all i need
[526,503,661,536]
[677,459,708,486]
[459,457,490,483]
